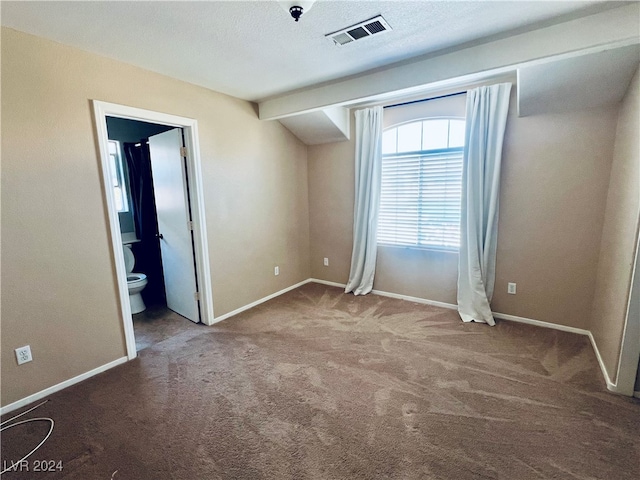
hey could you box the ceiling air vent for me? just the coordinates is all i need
[326,15,392,46]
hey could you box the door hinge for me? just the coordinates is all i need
[187,220,194,231]
[180,146,188,157]
[194,291,200,301]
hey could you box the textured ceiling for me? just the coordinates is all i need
[0,0,619,102]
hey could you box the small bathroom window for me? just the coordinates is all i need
[108,140,129,212]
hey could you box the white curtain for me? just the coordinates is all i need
[458,83,512,325]
[345,106,383,295]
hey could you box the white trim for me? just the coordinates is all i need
[371,289,458,311]
[587,332,617,391]
[92,101,214,360]
[0,357,128,416]
[610,216,640,396]
[316,279,458,311]
[182,124,215,326]
[93,102,136,359]
[492,311,590,336]
[309,278,347,289]
[210,279,313,324]
[311,278,457,312]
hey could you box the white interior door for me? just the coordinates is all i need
[149,129,199,323]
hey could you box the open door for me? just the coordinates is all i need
[148,129,200,323]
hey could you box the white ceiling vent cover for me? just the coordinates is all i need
[326,15,392,46]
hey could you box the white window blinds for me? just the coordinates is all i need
[378,119,464,250]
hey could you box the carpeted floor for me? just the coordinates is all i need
[2,283,639,479]
[132,304,197,352]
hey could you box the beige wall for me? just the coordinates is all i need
[308,89,618,329]
[492,101,617,327]
[2,25,633,409]
[589,65,640,383]
[1,28,310,407]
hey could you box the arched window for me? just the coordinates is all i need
[378,118,465,250]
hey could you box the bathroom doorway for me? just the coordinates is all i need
[106,119,201,350]
[93,101,214,360]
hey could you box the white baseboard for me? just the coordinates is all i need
[211,279,313,324]
[310,278,457,311]
[371,289,458,311]
[492,311,590,336]
[0,356,128,416]
[587,332,618,392]
[309,278,347,289]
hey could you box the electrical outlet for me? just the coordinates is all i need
[508,282,517,295]
[15,345,32,365]
[274,266,279,276]
[323,257,329,267]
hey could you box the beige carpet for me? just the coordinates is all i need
[2,283,639,479]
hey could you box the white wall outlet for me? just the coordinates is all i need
[323,257,329,267]
[274,266,279,276]
[15,345,32,365]
[508,282,517,295]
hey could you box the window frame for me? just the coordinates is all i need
[108,139,130,213]
[378,116,465,252]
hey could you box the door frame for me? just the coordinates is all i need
[93,100,214,360]
[612,218,640,396]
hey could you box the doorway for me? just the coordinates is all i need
[107,119,200,349]
[93,101,214,360]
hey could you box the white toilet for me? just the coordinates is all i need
[123,244,148,314]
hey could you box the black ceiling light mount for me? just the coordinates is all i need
[289,6,304,22]
[278,1,317,23]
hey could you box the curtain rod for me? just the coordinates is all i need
[384,91,467,110]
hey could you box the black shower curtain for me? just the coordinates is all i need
[124,141,166,307]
